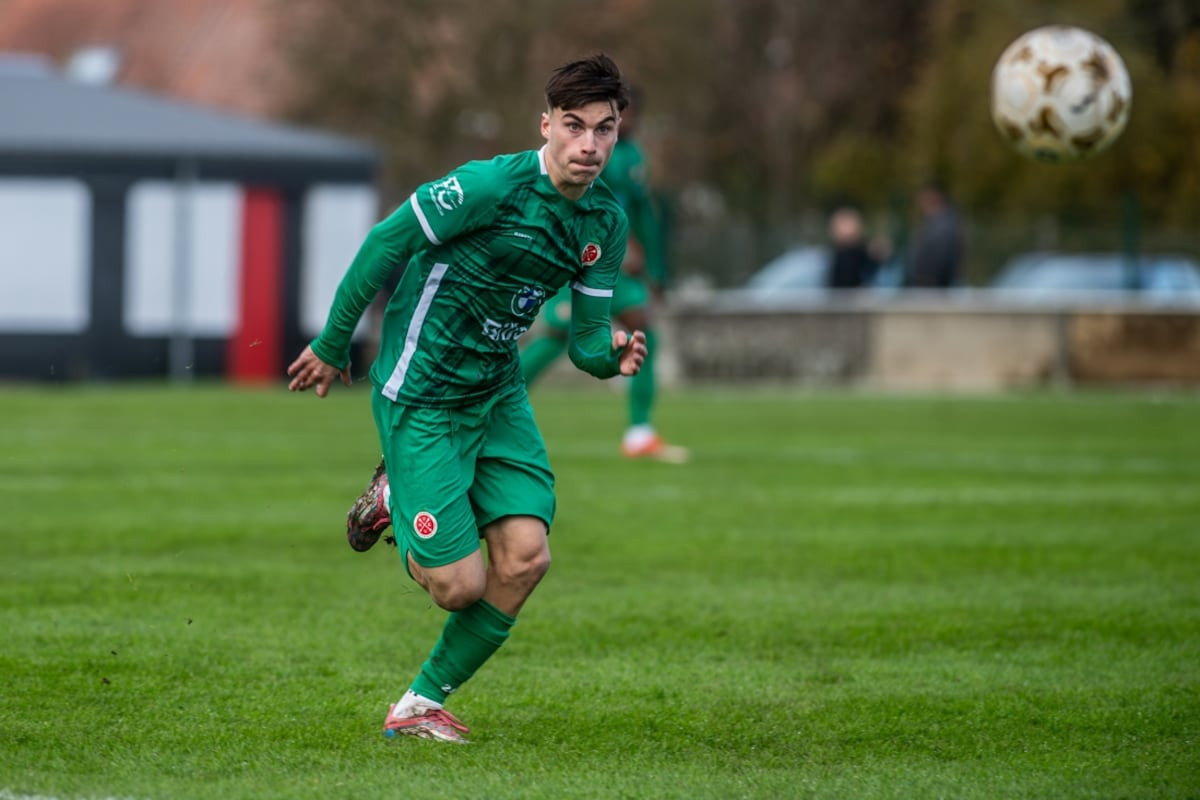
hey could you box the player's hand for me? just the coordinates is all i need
[613,329,647,376]
[287,345,351,397]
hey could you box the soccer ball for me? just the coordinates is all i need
[990,25,1132,163]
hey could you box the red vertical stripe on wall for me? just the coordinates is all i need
[228,187,283,382]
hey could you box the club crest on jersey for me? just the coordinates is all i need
[511,285,547,317]
[581,242,601,266]
[413,511,438,539]
[428,176,464,215]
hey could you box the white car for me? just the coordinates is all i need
[721,246,900,307]
[989,252,1200,303]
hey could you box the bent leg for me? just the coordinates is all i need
[406,516,546,704]
[397,390,554,710]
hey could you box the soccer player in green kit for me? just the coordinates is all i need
[287,54,645,743]
[520,85,688,462]
[337,87,681,559]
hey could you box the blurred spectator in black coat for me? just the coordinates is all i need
[827,207,881,289]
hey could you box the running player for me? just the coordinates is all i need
[287,54,644,743]
[340,88,686,549]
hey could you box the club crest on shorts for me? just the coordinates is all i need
[511,284,546,317]
[581,242,601,266]
[413,511,438,539]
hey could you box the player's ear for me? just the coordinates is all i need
[540,111,551,140]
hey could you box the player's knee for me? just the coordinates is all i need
[426,571,487,612]
[430,582,485,612]
[524,546,553,583]
[495,539,551,589]
[498,549,551,592]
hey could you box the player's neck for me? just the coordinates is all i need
[548,171,590,202]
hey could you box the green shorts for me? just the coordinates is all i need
[541,272,651,333]
[371,384,556,572]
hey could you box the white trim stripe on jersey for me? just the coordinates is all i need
[537,146,549,175]
[571,281,613,298]
[383,262,449,400]
[408,193,442,246]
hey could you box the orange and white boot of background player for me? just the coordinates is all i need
[621,426,690,463]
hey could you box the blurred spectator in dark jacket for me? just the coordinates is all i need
[906,183,963,288]
[826,207,881,289]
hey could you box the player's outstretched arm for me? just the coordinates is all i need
[287,345,352,397]
[614,329,647,376]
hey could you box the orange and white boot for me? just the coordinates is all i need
[621,426,690,464]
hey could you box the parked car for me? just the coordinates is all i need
[988,252,1200,302]
[743,245,831,292]
[727,245,900,304]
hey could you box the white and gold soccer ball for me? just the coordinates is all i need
[990,25,1132,163]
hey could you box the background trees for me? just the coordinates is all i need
[281,0,1200,285]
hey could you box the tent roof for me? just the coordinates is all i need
[0,66,377,169]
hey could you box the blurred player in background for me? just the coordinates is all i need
[519,85,688,463]
[288,53,645,743]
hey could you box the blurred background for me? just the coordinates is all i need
[1,0,1198,389]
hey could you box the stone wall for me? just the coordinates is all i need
[666,295,1200,390]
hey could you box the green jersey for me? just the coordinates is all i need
[311,147,629,407]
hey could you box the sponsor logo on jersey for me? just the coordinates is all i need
[428,176,464,215]
[413,511,438,539]
[511,285,546,317]
[581,242,601,266]
[482,319,530,342]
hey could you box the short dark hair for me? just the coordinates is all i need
[544,53,630,113]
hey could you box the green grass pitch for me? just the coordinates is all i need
[1,383,1197,799]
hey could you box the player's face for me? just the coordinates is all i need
[541,100,620,200]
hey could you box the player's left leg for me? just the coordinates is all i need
[467,385,555,611]
[383,386,554,743]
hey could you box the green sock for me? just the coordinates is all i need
[520,335,567,385]
[628,327,656,427]
[409,599,516,703]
